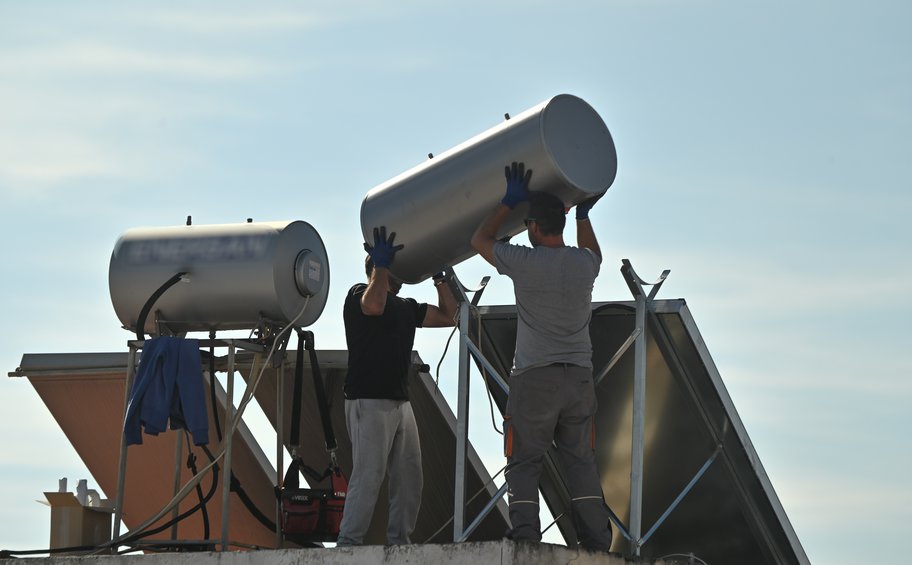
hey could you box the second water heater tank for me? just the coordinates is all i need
[360,94,617,283]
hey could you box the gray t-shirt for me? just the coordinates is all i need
[493,242,601,374]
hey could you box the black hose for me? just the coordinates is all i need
[135,272,187,340]
[229,473,277,532]
[208,330,223,441]
[185,447,210,540]
[200,357,274,533]
[198,446,277,533]
[126,455,220,542]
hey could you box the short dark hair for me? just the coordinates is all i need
[528,192,566,236]
[365,255,374,279]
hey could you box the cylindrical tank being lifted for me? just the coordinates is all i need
[109,220,329,334]
[360,94,617,284]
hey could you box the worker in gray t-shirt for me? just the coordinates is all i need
[471,162,613,552]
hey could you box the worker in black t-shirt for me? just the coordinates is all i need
[336,226,456,547]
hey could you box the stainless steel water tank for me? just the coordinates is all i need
[109,220,329,333]
[360,94,617,284]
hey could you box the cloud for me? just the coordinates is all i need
[140,9,331,35]
[0,39,269,196]
[0,119,206,200]
[777,473,911,532]
[119,1,470,38]
[0,42,285,81]
[726,350,910,397]
[0,133,117,188]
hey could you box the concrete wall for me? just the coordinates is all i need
[1,541,671,565]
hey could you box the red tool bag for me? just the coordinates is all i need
[278,330,347,543]
[280,458,347,542]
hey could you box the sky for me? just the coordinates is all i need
[1,1,910,563]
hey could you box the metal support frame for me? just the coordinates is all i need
[112,346,138,544]
[640,444,722,546]
[594,327,640,387]
[629,284,647,554]
[446,258,700,553]
[445,257,722,556]
[275,363,285,548]
[453,297,471,540]
[616,259,721,557]
[219,343,236,551]
[446,257,727,555]
[449,269,509,542]
[457,482,509,542]
[620,259,668,557]
[112,338,268,553]
[448,260,677,548]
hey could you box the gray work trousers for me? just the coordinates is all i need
[504,364,612,551]
[336,398,422,546]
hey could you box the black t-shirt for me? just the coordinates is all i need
[343,283,428,400]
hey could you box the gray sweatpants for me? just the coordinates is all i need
[336,398,422,546]
[504,364,612,551]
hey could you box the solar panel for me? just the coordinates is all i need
[473,300,809,564]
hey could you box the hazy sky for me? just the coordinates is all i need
[1,1,910,563]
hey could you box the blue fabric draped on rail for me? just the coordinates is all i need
[123,336,209,446]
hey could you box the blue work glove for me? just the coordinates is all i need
[364,226,404,269]
[575,192,604,220]
[501,161,533,209]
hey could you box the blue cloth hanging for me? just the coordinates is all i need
[123,337,210,446]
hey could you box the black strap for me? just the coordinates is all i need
[283,330,337,497]
[297,330,337,452]
[289,332,305,448]
[281,457,332,490]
